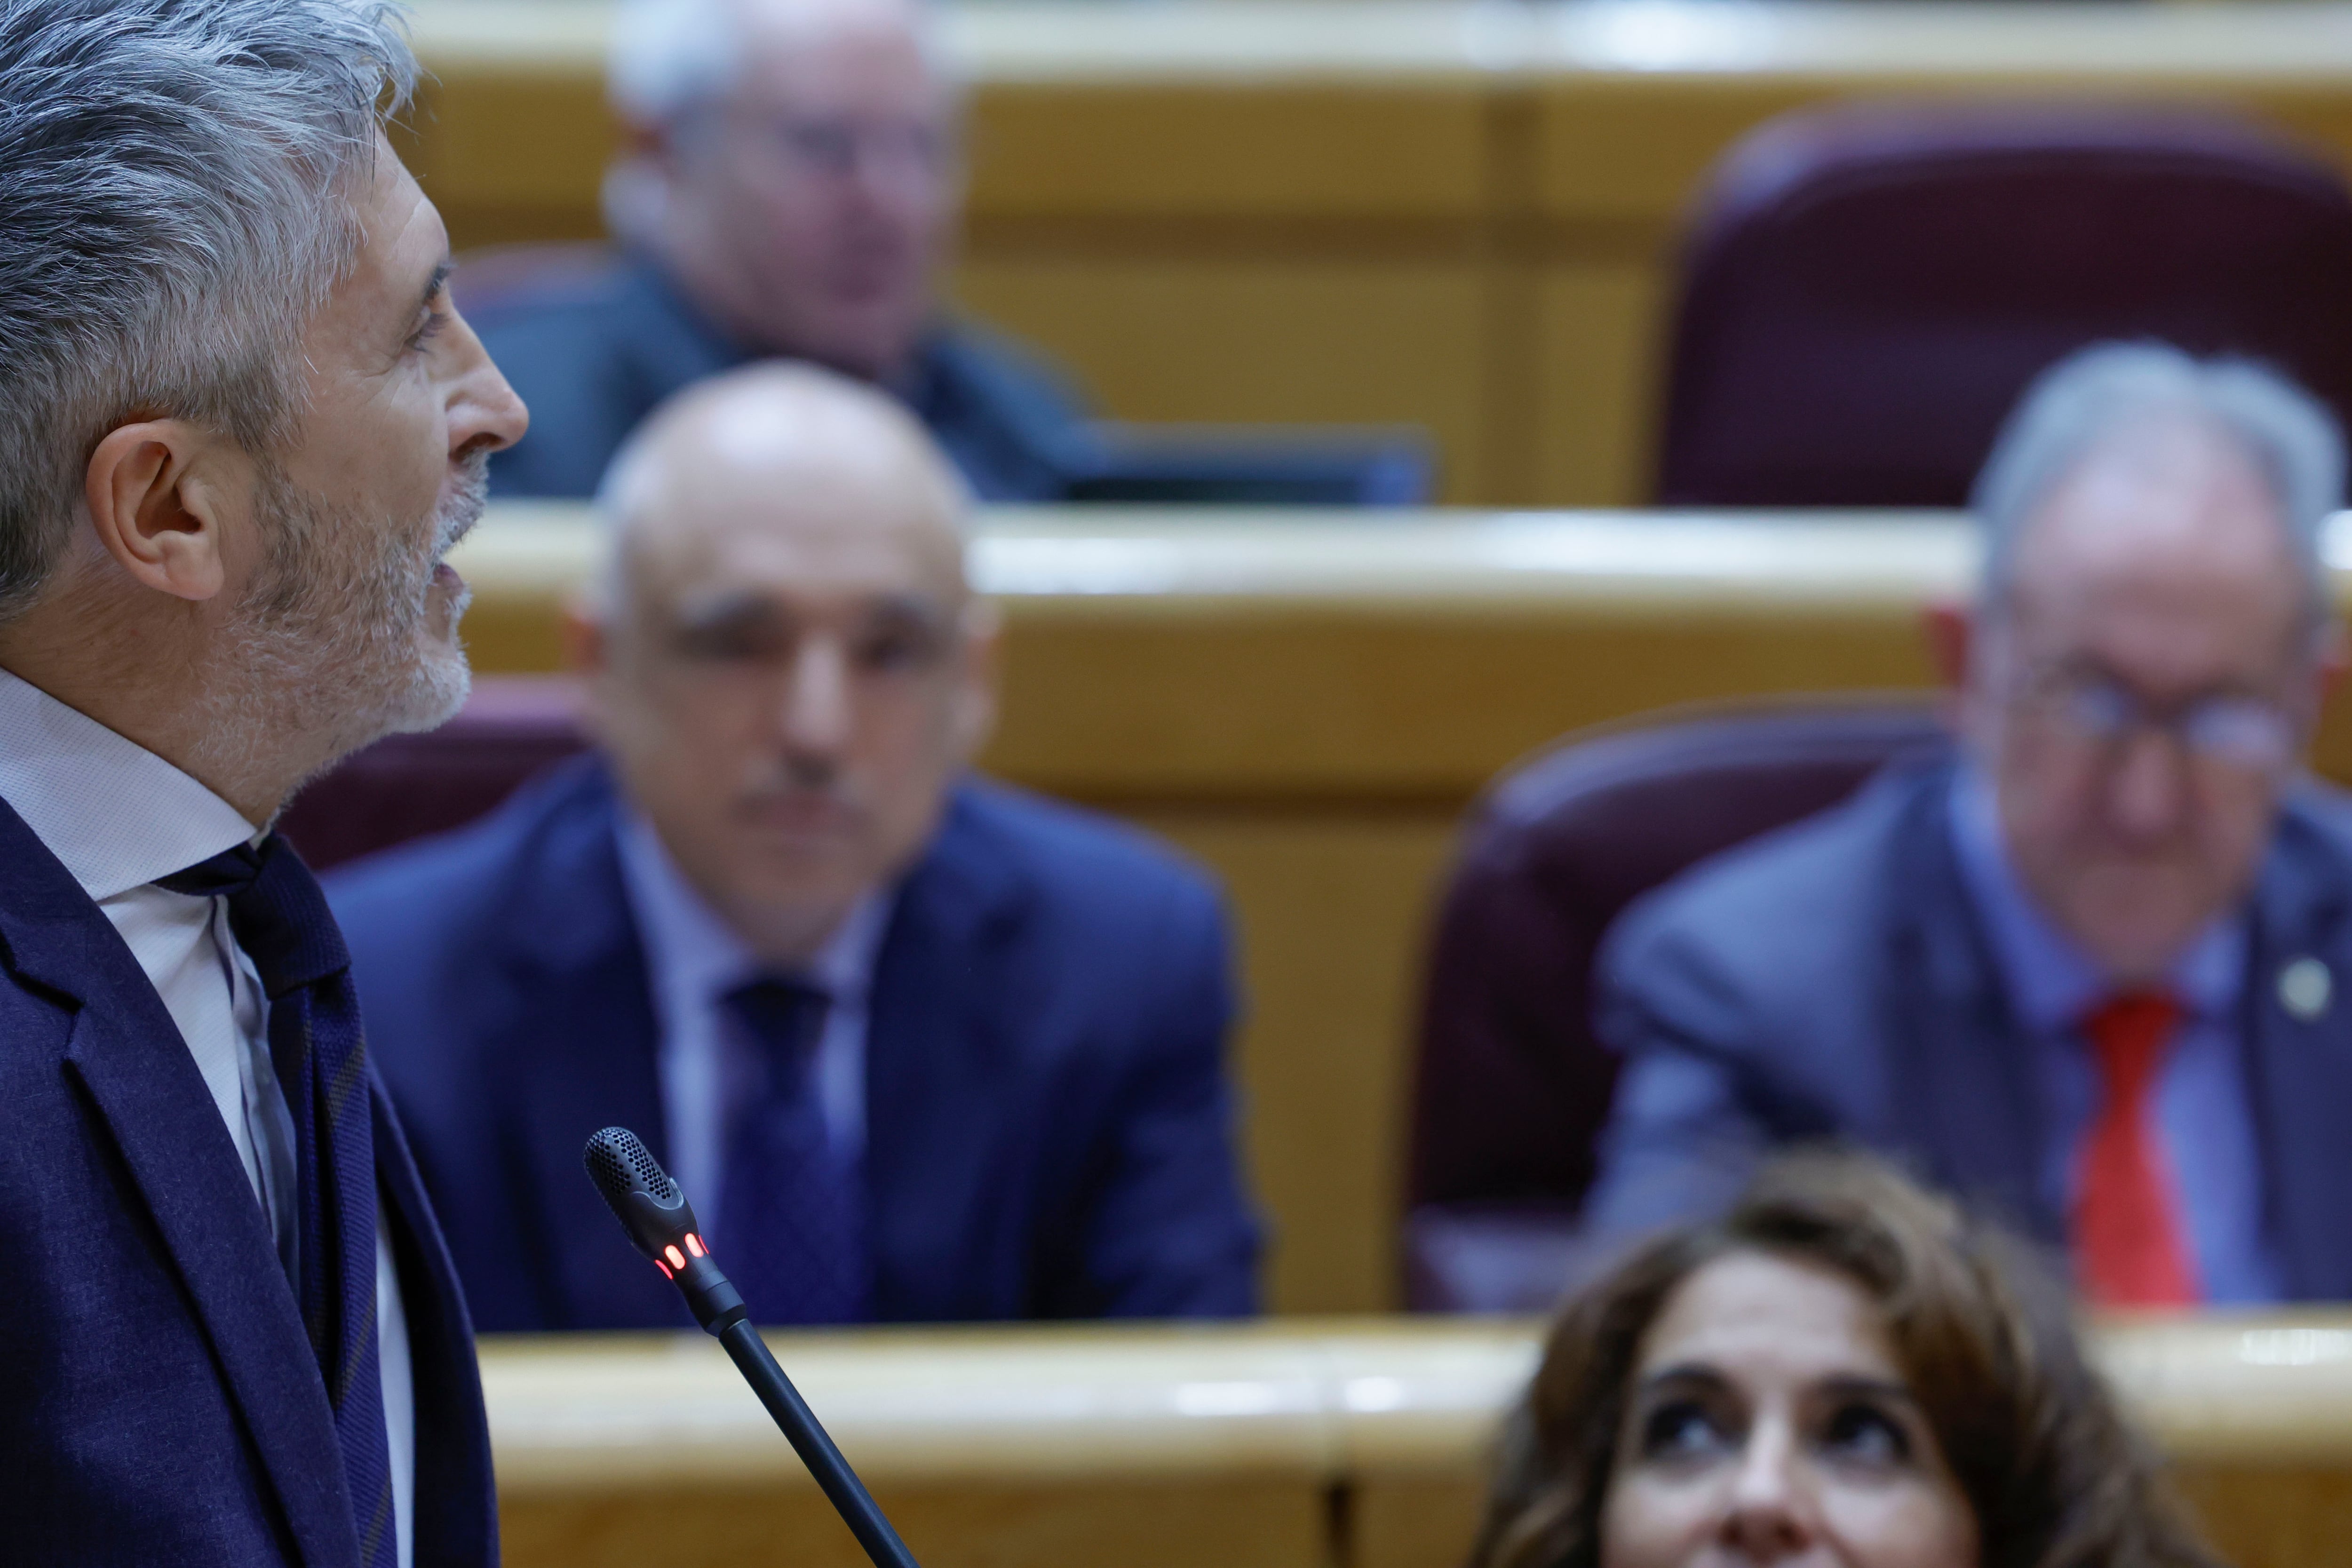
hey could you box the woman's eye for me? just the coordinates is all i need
[1820,1402,1911,1465]
[1639,1400,1727,1459]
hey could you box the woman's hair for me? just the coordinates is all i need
[1469,1154,2218,1568]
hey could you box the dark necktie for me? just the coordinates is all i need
[159,836,397,1568]
[2074,990,2199,1307]
[717,977,871,1325]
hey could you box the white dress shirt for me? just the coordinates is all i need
[0,670,414,1568]
[614,805,891,1240]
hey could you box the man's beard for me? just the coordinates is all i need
[185,458,488,809]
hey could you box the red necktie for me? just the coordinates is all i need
[2074,991,2199,1307]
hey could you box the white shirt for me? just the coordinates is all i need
[0,670,415,1568]
[614,805,891,1241]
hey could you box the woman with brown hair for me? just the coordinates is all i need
[1470,1155,2217,1568]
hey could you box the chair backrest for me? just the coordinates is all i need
[1655,103,2352,507]
[1405,700,1947,1275]
[277,676,590,871]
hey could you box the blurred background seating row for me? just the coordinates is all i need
[292,506,2352,1320]
[452,242,1438,505]
[401,0,2352,508]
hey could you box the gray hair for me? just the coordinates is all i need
[607,0,948,127]
[1972,342,2345,618]
[609,0,739,126]
[0,0,418,621]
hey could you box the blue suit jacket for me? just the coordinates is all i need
[474,256,1095,504]
[0,799,495,1565]
[1587,756,2352,1300]
[326,758,1262,1331]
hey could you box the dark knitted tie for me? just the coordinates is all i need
[717,977,870,1325]
[159,836,397,1568]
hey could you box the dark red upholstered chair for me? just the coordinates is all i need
[1405,700,1947,1313]
[277,676,589,872]
[1656,103,2352,507]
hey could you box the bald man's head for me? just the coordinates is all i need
[581,364,995,963]
[599,361,969,621]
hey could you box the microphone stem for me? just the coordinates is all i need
[715,1318,922,1568]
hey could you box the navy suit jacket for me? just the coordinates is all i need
[0,798,495,1565]
[474,256,1095,504]
[1587,756,2352,1301]
[326,758,1262,1331]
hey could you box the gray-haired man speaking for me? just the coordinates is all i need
[0,2,525,1563]
[1586,342,2352,1307]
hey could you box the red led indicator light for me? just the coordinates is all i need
[685,1234,706,1258]
[655,1258,673,1279]
[664,1244,687,1270]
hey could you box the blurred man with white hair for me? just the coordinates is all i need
[0,0,527,1561]
[331,363,1261,1331]
[1584,342,2352,1305]
[476,0,1091,501]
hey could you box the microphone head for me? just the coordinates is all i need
[583,1126,705,1265]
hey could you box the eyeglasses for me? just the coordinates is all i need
[718,111,955,186]
[2018,665,2302,772]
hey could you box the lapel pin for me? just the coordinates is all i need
[2279,956,2333,1023]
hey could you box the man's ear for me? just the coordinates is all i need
[562,597,619,744]
[560,597,609,677]
[1919,597,1985,739]
[1920,598,1974,689]
[2313,618,2348,707]
[950,599,1001,760]
[83,420,236,603]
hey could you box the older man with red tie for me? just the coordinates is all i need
[1586,341,2352,1306]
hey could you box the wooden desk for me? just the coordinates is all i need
[481,1314,2352,1568]
[403,2,2352,507]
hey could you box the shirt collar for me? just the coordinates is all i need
[0,668,259,901]
[614,801,893,1006]
[1947,760,2244,1029]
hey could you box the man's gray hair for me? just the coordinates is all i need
[607,0,947,127]
[609,0,739,126]
[0,0,418,621]
[1972,341,2345,614]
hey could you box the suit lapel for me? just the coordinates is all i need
[0,800,355,1568]
[1877,765,2061,1245]
[865,787,1030,1319]
[372,1077,496,1566]
[494,764,679,1329]
[2241,791,2352,1298]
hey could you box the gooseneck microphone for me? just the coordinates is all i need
[584,1127,920,1568]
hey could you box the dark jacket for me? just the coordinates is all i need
[0,798,494,1566]
[1585,757,2352,1299]
[474,256,1094,502]
[326,758,1262,1330]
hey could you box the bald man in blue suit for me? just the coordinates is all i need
[330,364,1260,1330]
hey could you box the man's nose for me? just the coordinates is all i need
[2105,725,2193,840]
[779,637,853,758]
[1717,1425,1819,1562]
[446,308,529,461]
